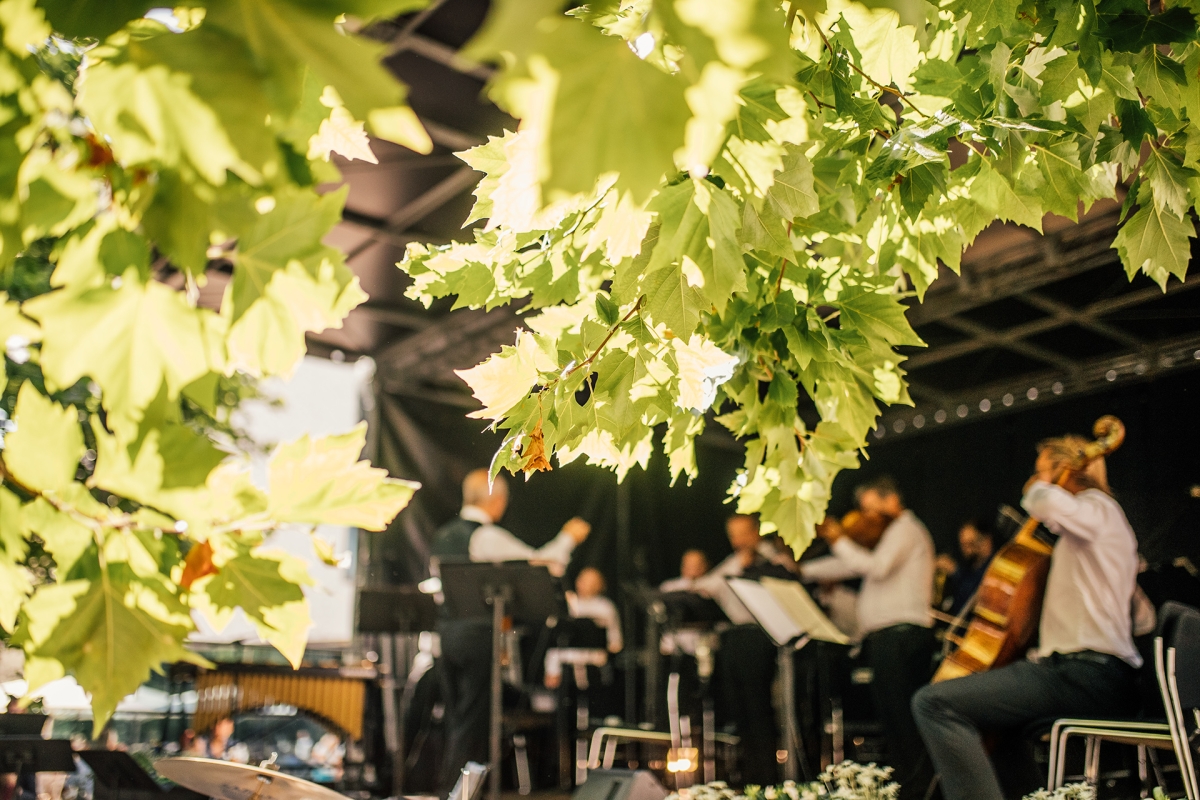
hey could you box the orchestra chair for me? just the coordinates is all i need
[1163,603,1200,799]
[1046,602,1199,797]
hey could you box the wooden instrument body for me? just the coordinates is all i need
[932,534,1052,681]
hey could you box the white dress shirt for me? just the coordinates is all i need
[568,593,623,652]
[660,576,699,593]
[691,541,780,624]
[1023,482,1142,667]
[800,510,934,635]
[461,505,578,571]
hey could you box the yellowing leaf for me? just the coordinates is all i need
[266,422,418,530]
[308,105,378,164]
[4,383,83,494]
[457,329,557,420]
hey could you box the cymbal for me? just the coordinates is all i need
[154,758,345,800]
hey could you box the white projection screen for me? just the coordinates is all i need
[189,355,374,649]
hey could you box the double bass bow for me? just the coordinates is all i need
[932,415,1126,683]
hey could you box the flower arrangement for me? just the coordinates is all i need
[665,761,899,800]
[1022,784,1096,800]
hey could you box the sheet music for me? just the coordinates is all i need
[761,577,849,645]
[727,577,849,646]
[727,578,805,645]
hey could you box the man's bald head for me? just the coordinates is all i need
[463,468,509,522]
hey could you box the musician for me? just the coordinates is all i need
[694,514,797,784]
[659,549,711,592]
[912,436,1141,800]
[800,476,936,800]
[568,567,623,653]
[936,520,996,616]
[431,469,591,794]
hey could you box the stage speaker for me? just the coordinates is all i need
[572,770,669,800]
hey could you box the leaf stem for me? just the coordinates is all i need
[811,22,929,120]
[561,296,645,382]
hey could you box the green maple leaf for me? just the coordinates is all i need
[77,59,243,186]
[3,383,83,494]
[142,171,256,277]
[231,188,345,322]
[1095,0,1198,52]
[536,17,690,202]
[227,252,367,377]
[128,26,276,173]
[640,259,706,338]
[204,0,430,152]
[1142,146,1195,219]
[266,422,418,530]
[834,285,924,348]
[946,0,1021,47]
[15,566,206,733]
[1036,141,1090,221]
[1113,201,1195,288]
[38,0,155,40]
[19,494,100,580]
[1133,47,1187,110]
[0,554,30,633]
[458,132,511,226]
[766,146,820,222]
[971,159,1045,232]
[193,545,312,668]
[24,271,224,419]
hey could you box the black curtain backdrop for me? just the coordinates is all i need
[365,368,1200,592]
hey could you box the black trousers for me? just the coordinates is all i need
[437,619,493,795]
[716,625,781,786]
[912,652,1137,800]
[863,624,937,800]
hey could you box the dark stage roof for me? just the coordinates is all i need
[305,0,1200,447]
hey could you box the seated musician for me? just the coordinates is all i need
[660,549,711,593]
[935,519,996,616]
[912,436,1141,800]
[799,476,936,800]
[567,567,623,653]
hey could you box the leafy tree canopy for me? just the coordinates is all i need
[399,0,1200,553]
[0,0,426,729]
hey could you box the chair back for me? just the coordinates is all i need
[1168,602,1200,713]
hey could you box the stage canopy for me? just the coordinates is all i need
[284,0,1200,588]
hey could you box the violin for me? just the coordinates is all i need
[839,509,892,550]
[932,415,1125,683]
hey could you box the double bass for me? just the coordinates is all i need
[932,415,1126,683]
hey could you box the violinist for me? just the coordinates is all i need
[799,476,936,800]
[912,435,1141,800]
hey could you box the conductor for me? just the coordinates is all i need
[431,469,591,794]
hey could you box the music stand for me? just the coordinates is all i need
[357,585,441,797]
[356,586,439,634]
[0,715,48,736]
[0,737,74,774]
[727,577,848,781]
[437,562,564,800]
